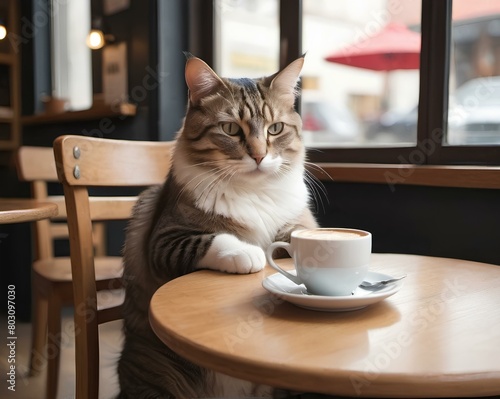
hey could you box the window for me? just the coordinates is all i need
[212,0,500,165]
[51,0,92,111]
[301,0,421,148]
[447,0,500,146]
[214,0,279,78]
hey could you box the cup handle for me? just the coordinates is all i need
[265,242,302,285]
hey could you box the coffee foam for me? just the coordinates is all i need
[295,229,367,240]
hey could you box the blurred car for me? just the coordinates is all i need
[364,107,417,144]
[301,101,362,145]
[447,76,500,145]
[365,76,500,145]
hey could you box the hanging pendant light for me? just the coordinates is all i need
[87,28,105,49]
[86,17,115,50]
[0,19,7,41]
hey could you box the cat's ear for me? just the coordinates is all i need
[185,56,226,105]
[268,56,304,105]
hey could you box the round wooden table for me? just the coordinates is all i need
[149,253,500,397]
[0,198,58,224]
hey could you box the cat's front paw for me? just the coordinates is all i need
[198,234,265,274]
[218,243,266,274]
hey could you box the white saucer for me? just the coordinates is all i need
[262,271,403,312]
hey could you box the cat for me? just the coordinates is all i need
[117,54,318,398]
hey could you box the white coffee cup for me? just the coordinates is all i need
[266,228,371,296]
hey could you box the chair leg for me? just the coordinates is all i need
[46,290,62,399]
[29,283,48,377]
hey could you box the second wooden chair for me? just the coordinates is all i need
[16,146,124,399]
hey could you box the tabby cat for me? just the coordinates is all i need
[117,54,318,398]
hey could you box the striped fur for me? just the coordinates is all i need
[118,56,317,398]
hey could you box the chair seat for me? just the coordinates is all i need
[34,256,123,282]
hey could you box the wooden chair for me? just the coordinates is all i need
[53,135,174,399]
[16,146,123,399]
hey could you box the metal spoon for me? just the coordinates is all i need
[359,275,407,290]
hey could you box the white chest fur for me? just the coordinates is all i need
[173,158,309,248]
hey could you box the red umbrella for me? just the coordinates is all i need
[325,23,420,71]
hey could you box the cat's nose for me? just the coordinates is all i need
[252,155,265,165]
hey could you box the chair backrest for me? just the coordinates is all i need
[16,146,63,259]
[53,135,174,399]
[16,146,106,259]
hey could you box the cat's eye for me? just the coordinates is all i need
[220,122,241,136]
[268,122,284,135]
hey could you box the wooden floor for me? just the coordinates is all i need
[0,310,123,399]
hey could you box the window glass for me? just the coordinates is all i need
[214,0,279,78]
[301,0,421,148]
[51,0,92,111]
[446,0,500,146]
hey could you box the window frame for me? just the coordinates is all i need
[197,0,500,166]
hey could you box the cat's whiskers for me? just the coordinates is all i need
[274,164,292,180]
[304,169,328,198]
[174,163,230,207]
[200,164,234,189]
[304,161,333,181]
[303,162,330,212]
[193,164,234,201]
[303,169,329,214]
[198,166,236,211]
[278,160,328,214]
[278,158,298,175]
[187,158,248,204]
